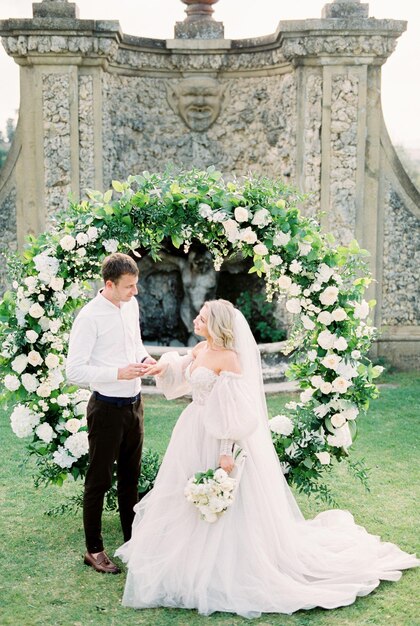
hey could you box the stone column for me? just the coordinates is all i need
[279,4,406,334]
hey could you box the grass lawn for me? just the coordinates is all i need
[1,371,419,626]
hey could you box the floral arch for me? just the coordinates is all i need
[0,168,382,501]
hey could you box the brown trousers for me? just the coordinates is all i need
[83,393,144,553]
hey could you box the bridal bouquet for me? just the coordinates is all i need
[185,447,246,523]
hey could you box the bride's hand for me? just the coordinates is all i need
[141,362,168,377]
[219,455,234,474]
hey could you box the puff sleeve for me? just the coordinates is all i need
[202,372,259,441]
[155,351,193,400]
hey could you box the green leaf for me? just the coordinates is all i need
[112,180,125,193]
[103,189,113,203]
[171,234,183,249]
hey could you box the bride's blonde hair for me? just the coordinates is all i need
[204,299,236,350]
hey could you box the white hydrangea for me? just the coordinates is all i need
[316,263,335,284]
[76,232,89,246]
[17,298,32,313]
[269,254,282,266]
[87,226,98,241]
[35,422,55,443]
[74,401,88,417]
[269,414,294,436]
[222,219,240,243]
[49,276,64,291]
[10,405,41,438]
[289,260,302,274]
[53,446,75,468]
[301,315,315,330]
[33,252,60,277]
[288,282,301,297]
[74,389,91,403]
[57,393,70,407]
[298,241,312,256]
[64,431,89,459]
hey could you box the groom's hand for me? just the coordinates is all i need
[117,363,145,380]
[138,357,157,376]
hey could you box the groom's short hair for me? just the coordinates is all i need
[102,253,139,284]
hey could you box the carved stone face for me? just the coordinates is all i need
[167,77,224,131]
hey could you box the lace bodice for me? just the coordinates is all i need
[186,364,218,406]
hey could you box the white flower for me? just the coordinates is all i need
[10,404,40,438]
[331,412,347,428]
[314,403,330,418]
[28,303,44,319]
[251,208,271,227]
[285,442,300,459]
[307,350,318,362]
[222,219,240,242]
[239,227,257,244]
[331,308,347,322]
[269,254,282,266]
[49,319,62,334]
[321,353,342,372]
[11,354,28,374]
[273,231,290,247]
[35,422,55,443]
[301,315,315,331]
[27,350,43,367]
[334,336,348,352]
[53,446,75,468]
[331,376,352,394]
[317,330,336,350]
[45,353,60,369]
[298,241,312,256]
[74,389,91,403]
[24,276,38,291]
[4,374,20,391]
[74,401,88,417]
[65,418,82,434]
[316,263,335,284]
[286,298,302,314]
[354,300,369,320]
[57,393,70,407]
[213,468,228,482]
[310,375,324,389]
[33,252,60,277]
[59,235,76,251]
[315,451,331,465]
[36,382,52,398]
[39,316,50,331]
[65,431,89,459]
[288,282,301,297]
[351,350,361,360]
[277,275,292,290]
[234,206,249,222]
[289,260,302,274]
[300,388,315,404]
[341,407,359,421]
[76,248,87,257]
[17,298,32,313]
[21,373,39,392]
[319,381,332,394]
[76,232,89,246]
[68,283,82,299]
[335,360,358,380]
[49,276,64,291]
[253,243,268,256]
[87,226,98,241]
[103,239,119,253]
[269,414,294,436]
[319,286,339,306]
[198,203,212,219]
[55,292,68,309]
[48,368,64,390]
[327,423,352,449]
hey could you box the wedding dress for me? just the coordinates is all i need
[115,312,418,618]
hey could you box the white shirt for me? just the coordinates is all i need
[66,292,149,397]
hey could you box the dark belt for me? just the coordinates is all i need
[93,391,141,407]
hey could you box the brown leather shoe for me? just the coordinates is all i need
[84,551,121,574]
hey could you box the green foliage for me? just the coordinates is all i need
[236,291,286,343]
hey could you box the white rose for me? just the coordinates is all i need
[288,282,301,297]
[27,350,43,367]
[222,219,240,242]
[36,382,52,398]
[331,376,352,394]
[74,401,88,417]
[234,206,249,222]
[331,308,347,322]
[286,298,302,314]
[319,286,339,306]
[240,227,257,244]
[289,260,302,274]
[35,422,55,443]
[17,298,32,313]
[103,239,119,253]
[316,263,335,284]
[4,374,20,391]
[331,412,346,428]
[24,276,38,291]
[76,248,87,257]
[59,235,76,251]
[39,316,50,331]
[57,393,70,407]
[65,431,89,459]
[335,361,358,380]
[300,388,315,404]
[76,232,89,246]
[21,373,39,392]
[74,389,91,403]
[341,407,359,421]
[253,243,268,256]
[354,300,369,320]
[351,350,361,360]
[44,353,60,369]
[315,451,331,465]
[11,354,28,374]
[334,336,348,352]
[277,275,292,290]
[321,353,342,371]
[87,226,98,241]
[65,418,82,434]
[310,375,323,389]
[317,330,336,350]
[320,381,332,394]
[301,315,315,331]
[327,423,352,449]
[49,276,64,291]
[298,241,312,256]
[29,303,44,319]
[49,319,62,334]
[251,208,271,227]
[273,231,290,247]
[269,414,294,436]
[269,254,282,266]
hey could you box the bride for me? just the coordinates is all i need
[115,299,418,618]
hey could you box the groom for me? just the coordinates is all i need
[66,252,155,574]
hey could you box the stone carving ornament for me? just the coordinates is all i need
[166,76,226,131]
